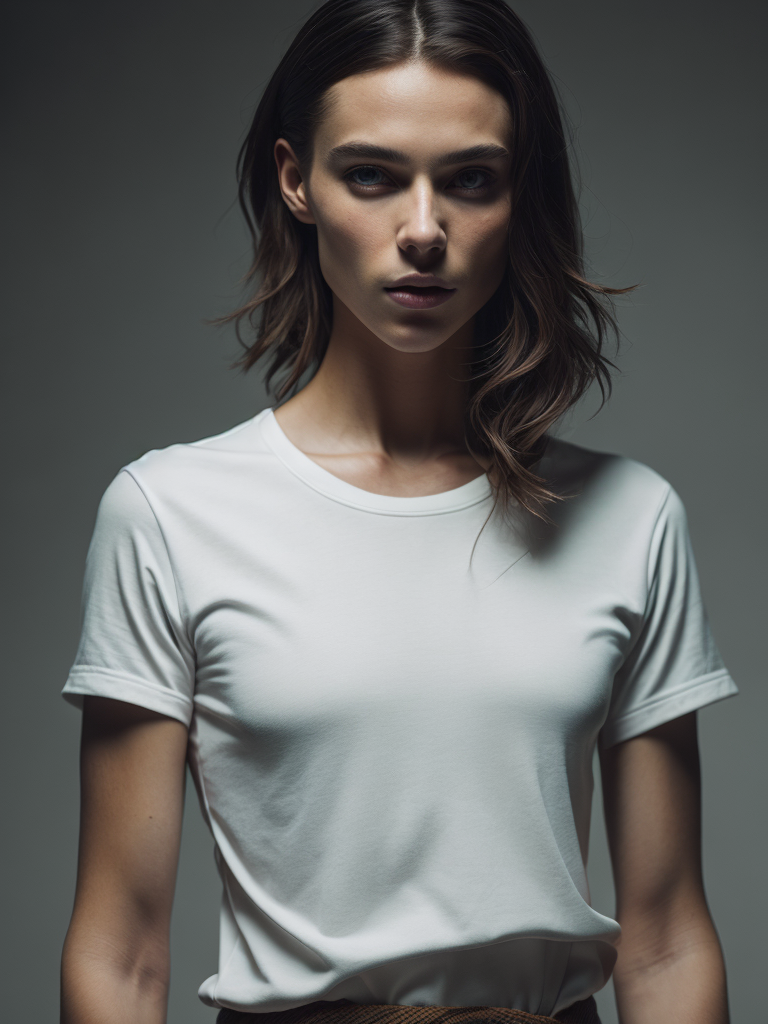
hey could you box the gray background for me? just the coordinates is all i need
[3,1,765,1021]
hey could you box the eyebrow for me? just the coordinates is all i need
[326,142,510,166]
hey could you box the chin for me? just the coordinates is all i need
[375,323,454,354]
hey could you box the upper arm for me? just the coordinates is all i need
[598,711,712,952]
[68,695,189,968]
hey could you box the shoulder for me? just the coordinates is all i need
[537,433,678,541]
[88,410,274,538]
[542,433,672,503]
[107,409,272,500]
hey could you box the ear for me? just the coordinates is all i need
[274,138,316,225]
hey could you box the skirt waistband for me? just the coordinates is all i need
[215,996,602,1024]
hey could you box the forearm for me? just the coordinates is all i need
[613,929,730,1024]
[60,922,170,1024]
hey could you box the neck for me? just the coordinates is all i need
[275,296,482,464]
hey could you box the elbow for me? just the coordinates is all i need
[613,890,723,980]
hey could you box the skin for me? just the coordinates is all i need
[272,60,514,494]
[60,62,730,1024]
[600,715,730,1024]
[61,699,188,1024]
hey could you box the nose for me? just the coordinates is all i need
[395,177,447,258]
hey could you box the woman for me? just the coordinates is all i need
[59,2,739,1023]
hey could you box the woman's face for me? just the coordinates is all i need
[275,61,514,355]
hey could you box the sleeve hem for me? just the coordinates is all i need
[61,667,193,727]
[599,669,738,748]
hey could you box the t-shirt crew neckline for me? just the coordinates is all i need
[258,406,493,516]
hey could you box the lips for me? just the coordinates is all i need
[384,284,456,310]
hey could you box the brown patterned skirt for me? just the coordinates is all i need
[215,995,602,1024]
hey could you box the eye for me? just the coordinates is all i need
[451,168,493,192]
[343,165,495,194]
[345,165,390,189]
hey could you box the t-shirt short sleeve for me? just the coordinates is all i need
[61,468,196,726]
[599,483,738,748]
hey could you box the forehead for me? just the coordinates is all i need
[315,61,512,159]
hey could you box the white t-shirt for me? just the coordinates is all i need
[61,407,738,1017]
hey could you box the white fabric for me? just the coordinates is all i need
[61,407,738,1017]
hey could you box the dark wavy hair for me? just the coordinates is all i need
[215,0,635,521]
